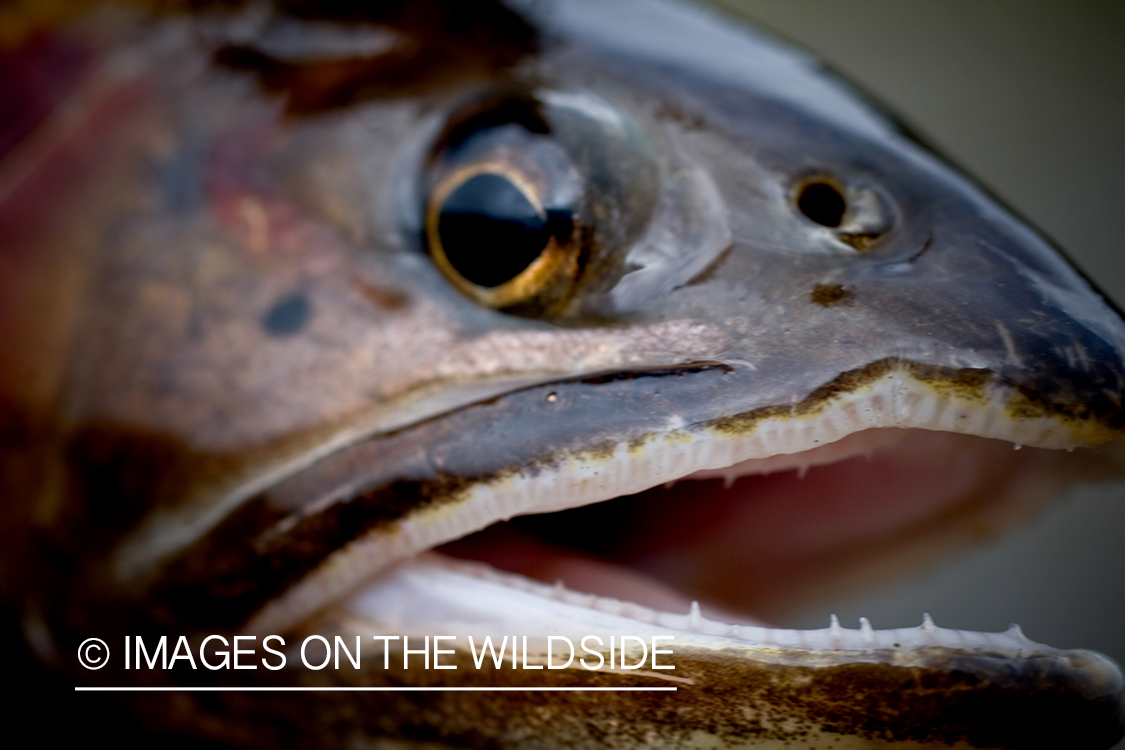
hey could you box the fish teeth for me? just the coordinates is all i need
[688,601,703,630]
[339,554,1063,662]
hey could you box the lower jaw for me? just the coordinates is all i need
[439,427,1093,625]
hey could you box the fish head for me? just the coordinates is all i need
[2,0,1124,748]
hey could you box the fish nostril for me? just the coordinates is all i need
[797,181,846,228]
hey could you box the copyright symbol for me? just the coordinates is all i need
[78,638,109,670]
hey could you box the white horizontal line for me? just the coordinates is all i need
[75,686,677,692]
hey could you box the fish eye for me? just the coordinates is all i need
[422,93,593,315]
[422,88,658,316]
[426,165,575,305]
[797,180,847,228]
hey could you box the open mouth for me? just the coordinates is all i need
[301,419,1124,749]
[128,360,1125,746]
[436,428,1069,624]
[233,358,1117,640]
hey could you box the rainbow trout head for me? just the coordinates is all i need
[3,0,1124,747]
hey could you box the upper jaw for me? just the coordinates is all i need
[139,350,1121,637]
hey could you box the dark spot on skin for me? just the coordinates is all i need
[810,284,853,307]
[262,292,311,336]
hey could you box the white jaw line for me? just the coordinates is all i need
[314,552,1123,695]
[245,368,1087,636]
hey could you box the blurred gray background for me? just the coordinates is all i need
[704,0,1125,735]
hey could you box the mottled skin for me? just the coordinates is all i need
[2,0,1125,748]
[98,642,1123,749]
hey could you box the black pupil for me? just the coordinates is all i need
[438,173,555,288]
[798,181,846,228]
